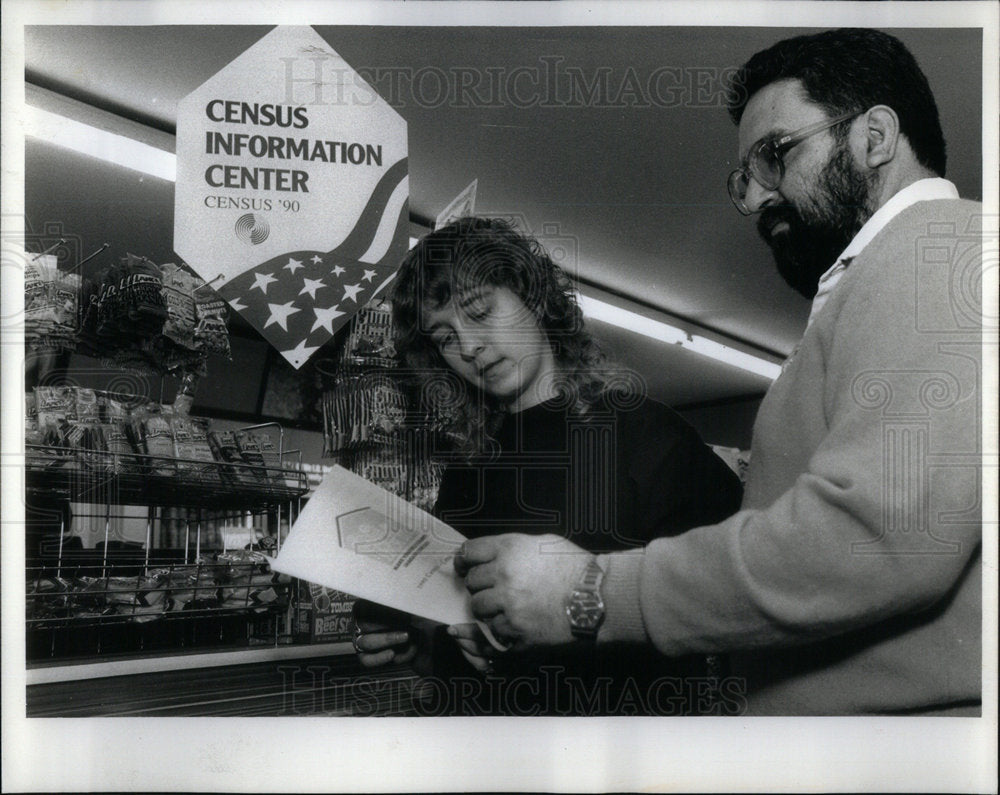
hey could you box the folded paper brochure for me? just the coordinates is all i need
[268,465,505,648]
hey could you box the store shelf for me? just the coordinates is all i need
[26,443,308,509]
[26,653,423,717]
[26,641,353,684]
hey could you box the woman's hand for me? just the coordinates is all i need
[447,623,495,674]
[352,599,419,668]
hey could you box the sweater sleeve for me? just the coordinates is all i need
[598,207,982,656]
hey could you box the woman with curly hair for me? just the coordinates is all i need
[353,216,742,716]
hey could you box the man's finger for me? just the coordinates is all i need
[446,622,484,641]
[463,561,498,593]
[470,588,505,619]
[354,630,410,652]
[358,649,396,668]
[454,536,500,576]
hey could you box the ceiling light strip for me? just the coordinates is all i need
[577,294,782,380]
[23,104,176,182]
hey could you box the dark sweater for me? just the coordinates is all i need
[428,395,743,716]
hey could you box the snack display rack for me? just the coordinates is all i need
[25,423,309,664]
[21,247,425,714]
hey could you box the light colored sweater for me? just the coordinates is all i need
[598,198,983,715]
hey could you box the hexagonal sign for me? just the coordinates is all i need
[174,26,408,368]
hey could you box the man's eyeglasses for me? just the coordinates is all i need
[727,111,861,215]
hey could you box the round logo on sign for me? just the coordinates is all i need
[235,213,270,245]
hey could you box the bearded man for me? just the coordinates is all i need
[455,28,984,716]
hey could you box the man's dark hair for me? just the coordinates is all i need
[726,28,947,176]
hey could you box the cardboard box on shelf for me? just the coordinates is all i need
[294,580,356,643]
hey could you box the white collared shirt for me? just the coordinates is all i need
[806,177,960,327]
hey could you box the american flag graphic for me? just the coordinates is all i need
[217,159,409,368]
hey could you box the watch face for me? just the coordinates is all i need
[567,589,604,631]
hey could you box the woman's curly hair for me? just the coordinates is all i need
[392,216,621,457]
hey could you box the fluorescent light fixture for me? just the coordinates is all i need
[24,105,782,380]
[577,294,783,381]
[23,104,176,182]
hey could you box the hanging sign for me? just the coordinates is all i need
[174,26,409,368]
[435,179,477,228]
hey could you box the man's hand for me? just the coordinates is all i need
[454,533,592,652]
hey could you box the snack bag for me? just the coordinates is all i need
[137,404,176,476]
[193,285,232,359]
[209,430,255,485]
[172,416,220,483]
[159,263,198,350]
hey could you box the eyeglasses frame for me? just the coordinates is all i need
[727,110,863,215]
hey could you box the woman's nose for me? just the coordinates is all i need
[457,333,485,361]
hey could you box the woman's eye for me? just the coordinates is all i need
[467,299,494,321]
[435,330,457,350]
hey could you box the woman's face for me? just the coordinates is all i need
[422,284,557,410]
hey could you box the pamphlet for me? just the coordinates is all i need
[268,465,505,648]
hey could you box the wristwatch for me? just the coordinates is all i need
[566,557,605,639]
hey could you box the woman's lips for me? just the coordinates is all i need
[480,359,505,379]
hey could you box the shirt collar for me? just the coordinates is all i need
[835,177,959,265]
[806,178,959,328]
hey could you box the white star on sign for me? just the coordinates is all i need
[362,269,377,282]
[299,278,326,300]
[311,304,345,334]
[310,255,323,265]
[284,258,304,274]
[282,339,321,368]
[251,272,278,294]
[342,283,364,302]
[331,265,346,276]
[264,300,301,331]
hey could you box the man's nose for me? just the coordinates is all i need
[743,175,780,215]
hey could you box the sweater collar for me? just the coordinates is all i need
[806,178,959,328]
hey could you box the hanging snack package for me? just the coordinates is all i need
[24,255,79,353]
[339,299,396,371]
[366,373,406,442]
[24,255,58,341]
[95,260,124,341]
[193,283,232,359]
[159,263,199,350]
[75,277,104,357]
[120,253,169,337]
[51,268,80,351]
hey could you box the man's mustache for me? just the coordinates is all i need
[756,205,799,241]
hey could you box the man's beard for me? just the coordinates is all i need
[757,144,878,299]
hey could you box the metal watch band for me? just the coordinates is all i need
[579,557,604,592]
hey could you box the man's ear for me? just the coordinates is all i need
[861,105,900,168]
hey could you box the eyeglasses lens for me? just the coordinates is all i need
[728,142,784,213]
[752,144,783,190]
